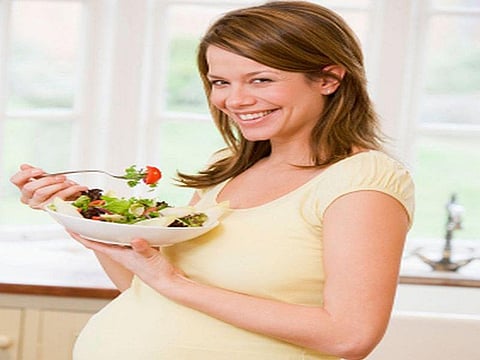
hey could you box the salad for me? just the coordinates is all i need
[48,189,225,228]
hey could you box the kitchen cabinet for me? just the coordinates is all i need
[22,309,92,360]
[0,237,118,359]
[0,308,22,360]
[0,294,110,360]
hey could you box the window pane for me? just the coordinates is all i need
[152,119,224,206]
[410,135,480,240]
[420,15,480,125]
[1,118,73,225]
[161,4,236,114]
[7,1,83,111]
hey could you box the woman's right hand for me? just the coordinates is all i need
[9,164,89,210]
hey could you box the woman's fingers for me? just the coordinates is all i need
[9,165,44,189]
[68,231,117,252]
[10,164,88,209]
[131,238,159,258]
[21,178,86,209]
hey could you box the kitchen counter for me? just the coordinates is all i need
[1,233,479,299]
[0,236,119,299]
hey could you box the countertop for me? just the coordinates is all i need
[0,236,119,299]
[1,233,479,299]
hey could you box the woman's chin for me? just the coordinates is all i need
[238,128,273,142]
[242,134,271,142]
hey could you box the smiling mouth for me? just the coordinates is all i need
[237,110,274,121]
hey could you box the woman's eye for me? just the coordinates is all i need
[210,79,228,86]
[252,78,272,84]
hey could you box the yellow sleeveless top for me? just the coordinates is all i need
[73,150,414,360]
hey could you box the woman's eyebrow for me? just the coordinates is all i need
[207,70,280,79]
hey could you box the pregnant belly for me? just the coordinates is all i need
[73,279,334,360]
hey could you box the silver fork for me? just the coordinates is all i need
[40,169,128,179]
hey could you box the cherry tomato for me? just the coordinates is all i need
[143,166,162,185]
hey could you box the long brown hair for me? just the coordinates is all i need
[176,1,383,188]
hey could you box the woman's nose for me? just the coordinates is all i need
[225,85,256,108]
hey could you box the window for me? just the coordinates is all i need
[1,0,478,250]
[1,0,84,227]
[409,0,480,242]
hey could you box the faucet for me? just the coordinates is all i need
[415,193,477,272]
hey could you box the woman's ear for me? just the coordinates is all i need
[320,65,346,95]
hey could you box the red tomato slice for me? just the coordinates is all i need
[143,166,162,185]
[89,199,106,207]
[144,207,158,215]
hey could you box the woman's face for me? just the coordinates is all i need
[206,46,326,144]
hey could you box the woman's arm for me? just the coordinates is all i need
[72,190,409,359]
[92,252,134,291]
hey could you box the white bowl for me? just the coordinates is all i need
[46,207,219,247]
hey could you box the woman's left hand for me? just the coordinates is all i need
[69,232,183,294]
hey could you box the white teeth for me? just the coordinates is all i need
[238,110,272,121]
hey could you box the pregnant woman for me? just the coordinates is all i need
[10,2,414,359]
